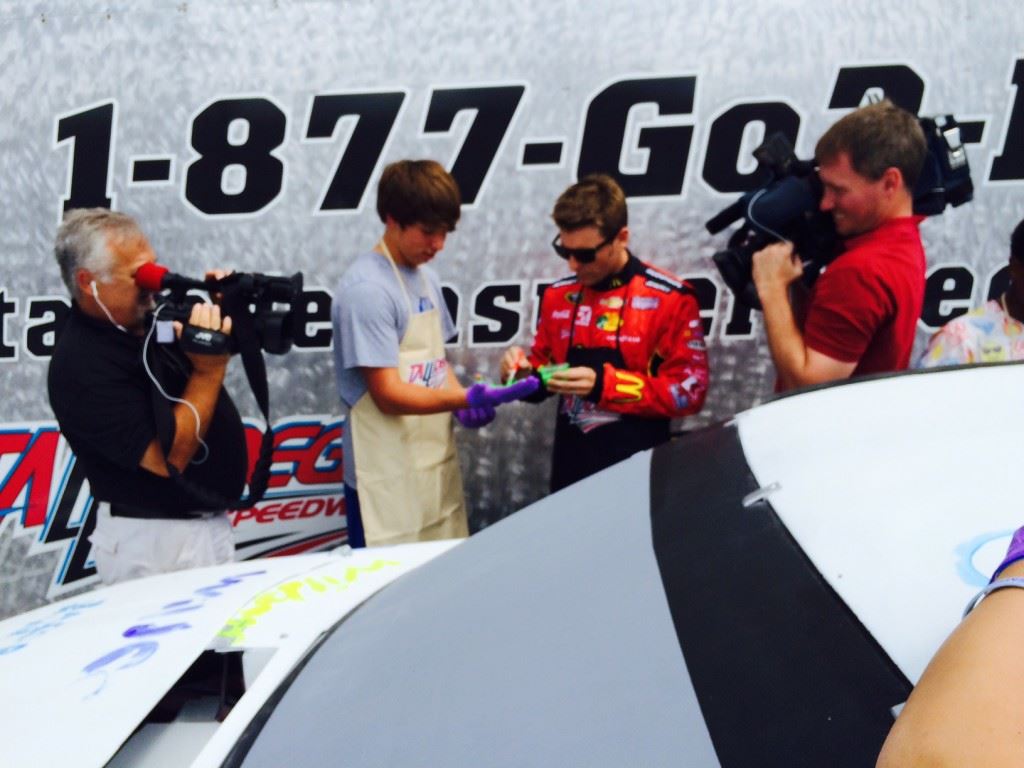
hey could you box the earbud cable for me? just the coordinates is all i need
[141,304,209,464]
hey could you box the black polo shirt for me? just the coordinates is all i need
[47,303,247,516]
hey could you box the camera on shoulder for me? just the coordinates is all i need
[139,266,305,511]
[705,114,974,310]
[146,269,304,355]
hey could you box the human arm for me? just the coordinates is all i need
[543,366,598,397]
[876,555,1024,767]
[331,273,468,416]
[451,366,496,427]
[139,301,233,476]
[500,284,559,403]
[547,287,709,417]
[364,362,537,417]
[363,365,469,415]
[500,346,533,382]
[753,241,857,390]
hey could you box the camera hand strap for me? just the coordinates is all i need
[217,281,274,509]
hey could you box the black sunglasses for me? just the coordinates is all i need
[551,232,617,264]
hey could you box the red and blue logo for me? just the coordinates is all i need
[0,416,347,596]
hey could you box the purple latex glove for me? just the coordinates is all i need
[466,377,540,408]
[992,526,1024,581]
[454,405,496,429]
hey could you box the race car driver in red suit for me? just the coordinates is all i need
[502,174,709,492]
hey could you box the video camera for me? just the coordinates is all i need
[136,263,304,355]
[135,262,304,511]
[705,114,974,309]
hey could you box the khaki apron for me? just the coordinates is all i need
[349,242,469,545]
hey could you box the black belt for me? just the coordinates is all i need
[109,502,221,520]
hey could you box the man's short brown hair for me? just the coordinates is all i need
[552,174,628,239]
[815,100,927,190]
[376,159,461,231]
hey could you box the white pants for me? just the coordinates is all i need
[88,503,235,585]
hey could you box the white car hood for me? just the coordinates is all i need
[0,541,458,767]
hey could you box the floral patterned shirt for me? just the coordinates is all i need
[917,298,1024,367]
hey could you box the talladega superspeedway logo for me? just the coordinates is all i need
[0,416,346,598]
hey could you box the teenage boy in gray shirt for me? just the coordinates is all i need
[331,159,536,547]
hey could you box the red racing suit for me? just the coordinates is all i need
[527,254,709,490]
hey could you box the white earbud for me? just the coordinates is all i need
[89,279,128,333]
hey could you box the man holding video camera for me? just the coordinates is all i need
[752,100,928,391]
[48,208,246,585]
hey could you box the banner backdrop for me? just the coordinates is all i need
[1,0,1022,617]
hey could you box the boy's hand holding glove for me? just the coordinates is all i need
[453,378,540,430]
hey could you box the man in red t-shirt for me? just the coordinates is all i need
[752,101,928,391]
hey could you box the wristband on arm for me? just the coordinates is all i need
[991,526,1024,581]
[962,526,1024,617]
[963,578,1024,618]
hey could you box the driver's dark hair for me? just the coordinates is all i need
[815,100,927,190]
[552,174,628,240]
[376,159,461,232]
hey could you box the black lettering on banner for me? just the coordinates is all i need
[682,276,719,337]
[43,459,90,544]
[921,265,976,329]
[25,297,70,359]
[441,285,461,344]
[60,499,99,585]
[578,76,696,197]
[986,264,1010,301]
[828,65,924,114]
[55,101,115,214]
[470,283,524,346]
[521,141,563,167]
[292,289,333,350]
[702,103,801,193]
[184,97,286,215]
[131,157,173,184]
[306,92,405,210]
[42,458,98,584]
[423,85,525,204]
[990,59,1024,182]
[723,291,756,339]
[0,289,17,360]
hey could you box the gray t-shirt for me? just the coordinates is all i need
[331,250,456,488]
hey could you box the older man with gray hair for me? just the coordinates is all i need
[48,208,245,584]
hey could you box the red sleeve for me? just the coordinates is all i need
[598,290,709,418]
[803,262,892,363]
